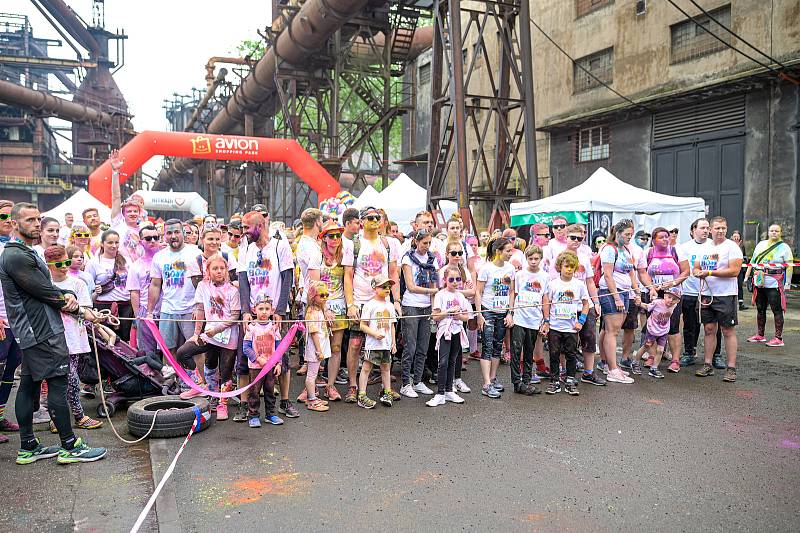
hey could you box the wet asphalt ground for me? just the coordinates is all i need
[1,305,798,533]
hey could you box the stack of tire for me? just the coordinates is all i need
[127,396,213,438]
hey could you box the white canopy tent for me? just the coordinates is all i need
[353,185,382,210]
[375,173,427,234]
[510,167,706,236]
[43,188,111,224]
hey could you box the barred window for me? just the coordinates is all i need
[573,48,613,93]
[576,126,609,163]
[576,0,613,18]
[419,62,431,85]
[670,4,731,64]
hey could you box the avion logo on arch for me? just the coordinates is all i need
[190,135,259,156]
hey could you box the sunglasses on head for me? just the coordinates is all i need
[447,276,462,283]
[142,235,159,242]
[0,213,10,221]
[48,259,72,268]
[72,231,90,238]
[325,233,342,239]
[568,235,584,242]
[449,250,464,256]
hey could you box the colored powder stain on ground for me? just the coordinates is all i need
[225,473,309,506]
[646,399,663,405]
[735,390,757,399]
[778,439,800,449]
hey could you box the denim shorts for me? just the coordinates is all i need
[159,312,195,350]
[598,289,629,316]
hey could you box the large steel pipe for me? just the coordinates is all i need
[0,78,114,125]
[37,0,101,56]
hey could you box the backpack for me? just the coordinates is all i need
[351,233,389,264]
[196,251,233,281]
[592,243,618,287]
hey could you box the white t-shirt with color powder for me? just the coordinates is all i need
[546,277,589,333]
[361,298,397,352]
[342,235,398,306]
[513,269,549,330]
[150,245,202,314]
[677,239,714,296]
[477,261,515,312]
[126,257,160,316]
[295,235,322,304]
[237,238,294,312]
[699,239,743,297]
[304,306,332,362]
[400,251,437,308]
[85,255,129,302]
[53,276,92,354]
[598,243,643,291]
[194,281,241,349]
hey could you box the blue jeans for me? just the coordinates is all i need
[481,311,506,361]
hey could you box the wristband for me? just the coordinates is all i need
[542,318,550,324]
[578,314,587,325]
[708,271,714,277]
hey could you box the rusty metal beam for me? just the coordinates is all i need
[0,54,95,70]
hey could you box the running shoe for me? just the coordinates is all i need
[513,383,526,394]
[529,374,542,385]
[413,382,434,395]
[619,359,633,371]
[747,334,767,343]
[296,389,308,403]
[445,391,465,403]
[79,384,96,399]
[16,441,61,465]
[545,381,562,395]
[400,384,418,398]
[265,415,284,425]
[296,364,307,376]
[712,355,726,370]
[335,369,349,385]
[367,370,382,385]
[324,385,341,401]
[278,400,300,418]
[606,368,634,384]
[481,384,501,398]
[249,417,262,428]
[344,385,358,403]
[232,403,248,422]
[390,389,401,401]
[695,364,714,377]
[766,338,784,347]
[32,407,51,425]
[306,399,329,412]
[648,368,665,379]
[216,403,229,421]
[630,360,643,375]
[426,394,446,407]
[57,438,107,464]
[379,390,393,407]
[490,377,505,392]
[679,354,696,367]
[524,384,541,395]
[575,360,585,372]
[357,393,376,409]
[644,356,654,367]
[580,372,606,386]
[563,380,580,396]
[74,416,103,430]
[179,388,205,400]
[0,418,19,431]
[454,378,471,393]
[722,367,737,382]
[596,361,609,375]
[667,361,681,373]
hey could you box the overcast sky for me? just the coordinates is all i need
[6,0,271,177]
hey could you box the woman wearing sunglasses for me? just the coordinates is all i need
[85,230,133,342]
[318,220,347,401]
[437,241,475,393]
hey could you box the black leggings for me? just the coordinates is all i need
[16,374,75,449]
[436,336,462,395]
[95,301,134,343]
[176,340,236,383]
[755,287,784,339]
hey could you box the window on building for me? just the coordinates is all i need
[575,125,609,162]
[419,62,431,85]
[670,4,731,64]
[576,0,613,18]
[573,48,614,93]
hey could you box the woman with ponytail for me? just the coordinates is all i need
[85,230,133,341]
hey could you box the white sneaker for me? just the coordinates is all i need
[606,368,635,384]
[400,384,418,398]
[413,382,434,395]
[426,394,446,407]
[444,391,465,404]
[454,378,471,393]
[32,407,51,424]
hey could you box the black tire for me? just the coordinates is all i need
[97,401,115,418]
[126,396,212,439]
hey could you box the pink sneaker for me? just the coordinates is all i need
[0,418,19,431]
[216,403,229,420]
[644,356,654,367]
[766,338,785,347]
[747,335,766,343]
[180,388,205,400]
[296,388,308,403]
[668,361,681,373]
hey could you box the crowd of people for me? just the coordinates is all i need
[0,151,794,466]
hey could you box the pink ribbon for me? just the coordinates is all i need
[143,319,303,399]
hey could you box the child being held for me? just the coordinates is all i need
[242,297,284,428]
[635,287,682,379]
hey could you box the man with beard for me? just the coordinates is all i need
[236,211,298,420]
[146,220,202,379]
[127,225,163,356]
[0,202,106,464]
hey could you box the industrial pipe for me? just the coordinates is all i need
[0,78,114,125]
[205,56,247,88]
[37,0,101,56]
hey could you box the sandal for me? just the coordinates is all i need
[296,364,308,376]
[306,399,329,412]
[75,416,103,430]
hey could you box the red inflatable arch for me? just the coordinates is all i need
[88,130,340,207]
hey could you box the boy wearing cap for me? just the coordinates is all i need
[356,274,397,409]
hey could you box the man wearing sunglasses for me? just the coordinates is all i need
[0,203,109,465]
[127,225,162,356]
[221,221,244,262]
[541,216,572,273]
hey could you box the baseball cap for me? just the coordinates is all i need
[635,230,651,238]
[370,274,395,289]
[252,204,268,214]
[667,286,682,298]
[360,206,379,219]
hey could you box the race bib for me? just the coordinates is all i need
[653,274,672,286]
[327,297,346,316]
[205,328,231,345]
[552,303,573,320]
[491,296,509,310]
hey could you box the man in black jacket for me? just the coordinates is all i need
[0,202,106,465]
